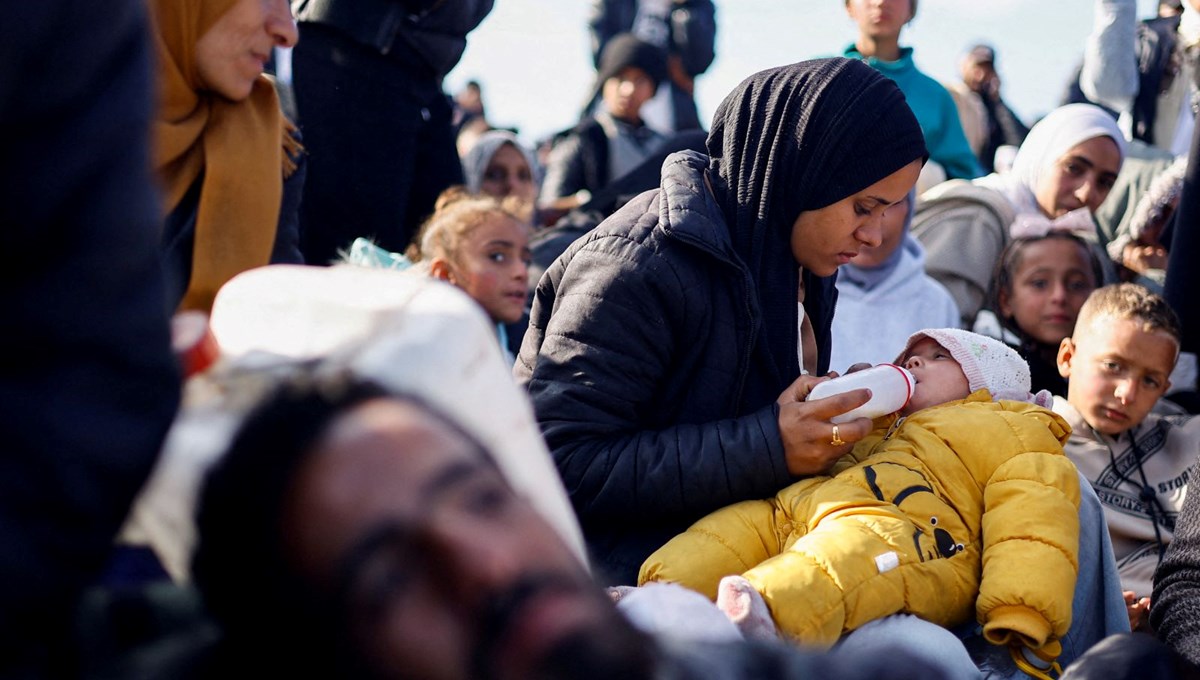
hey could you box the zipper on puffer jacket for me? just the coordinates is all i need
[882,416,907,441]
[864,415,907,458]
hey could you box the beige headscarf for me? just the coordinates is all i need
[150,0,300,312]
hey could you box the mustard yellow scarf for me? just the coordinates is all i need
[150,0,298,312]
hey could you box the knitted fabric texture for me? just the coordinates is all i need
[705,57,928,386]
[896,328,1032,401]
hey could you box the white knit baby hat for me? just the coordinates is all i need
[895,328,1039,403]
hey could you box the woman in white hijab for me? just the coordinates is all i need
[911,103,1127,326]
[460,130,542,223]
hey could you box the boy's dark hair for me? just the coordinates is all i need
[192,372,390,674]
[1075,283,1183,344]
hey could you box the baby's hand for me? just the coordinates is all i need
[1124,590,1151,631]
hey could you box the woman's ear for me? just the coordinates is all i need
[430,258,456,284]
[1057,337,1076,378]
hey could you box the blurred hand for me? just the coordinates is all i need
[986,75,1001,99]
[776,374,872,476]
[1124,590,1151,631]
[1122,243,1168,274]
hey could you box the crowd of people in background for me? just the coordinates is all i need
[6,0,1200,678]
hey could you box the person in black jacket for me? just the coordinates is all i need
[290,0,494,263]
[0,0,181,673]
[1163,84,1200,411]
[586,0,717,134]
[540,33,669,217]
[516,57,927,586]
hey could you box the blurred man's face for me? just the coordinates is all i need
[281,399,652,680]
[962,60,997,95]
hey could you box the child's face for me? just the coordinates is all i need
[437,215,531,325]
[1058,315,1178,436]
[845,0,913,40]
[480,144,537,207]
[998,238,1097,346]
[900,338,972,415]
[602,66,655,124]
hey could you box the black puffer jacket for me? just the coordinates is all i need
[291,0,493,78]
[516,151,836,584]
[518,58,926,585]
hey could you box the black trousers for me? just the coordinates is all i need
[291,23,464,264]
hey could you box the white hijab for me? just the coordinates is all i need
[460,129,542,195]
[977,103,1127,217]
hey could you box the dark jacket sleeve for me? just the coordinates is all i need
[669,0,717,77]
[587,0,632,66]
[293,0,493,76]
[518,223,792,525]
[0,0,181,665]
[540,131,591,203]
[588,0,716,77]
[1150,452,1200,665]
[1164,113,1200,357]
[270,135,307,265]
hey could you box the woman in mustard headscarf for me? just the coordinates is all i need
[150,0,303,312]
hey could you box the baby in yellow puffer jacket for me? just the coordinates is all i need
[640,328,1080,668]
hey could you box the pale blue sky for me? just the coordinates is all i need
[447,0,1161,146]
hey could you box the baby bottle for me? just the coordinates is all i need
[806,364,915,424]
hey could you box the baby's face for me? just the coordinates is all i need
[900,338,972,415]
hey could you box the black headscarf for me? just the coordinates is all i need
[705,57,927,383]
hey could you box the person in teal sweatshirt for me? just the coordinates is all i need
[843,0,983,181]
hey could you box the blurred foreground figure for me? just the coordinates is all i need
[193,372,960,679]
[0,0,181,674]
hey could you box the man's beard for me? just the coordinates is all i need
[471,574,658,680]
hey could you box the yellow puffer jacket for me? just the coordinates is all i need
[640,391,1080,656]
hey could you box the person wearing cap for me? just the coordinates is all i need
[842,0,983,182]
[642,328,1080,672]
[585,0,718,134]
[539,32,669,214]
[950,44,1030,174]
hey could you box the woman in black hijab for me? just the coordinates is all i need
[516,57,927,586]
